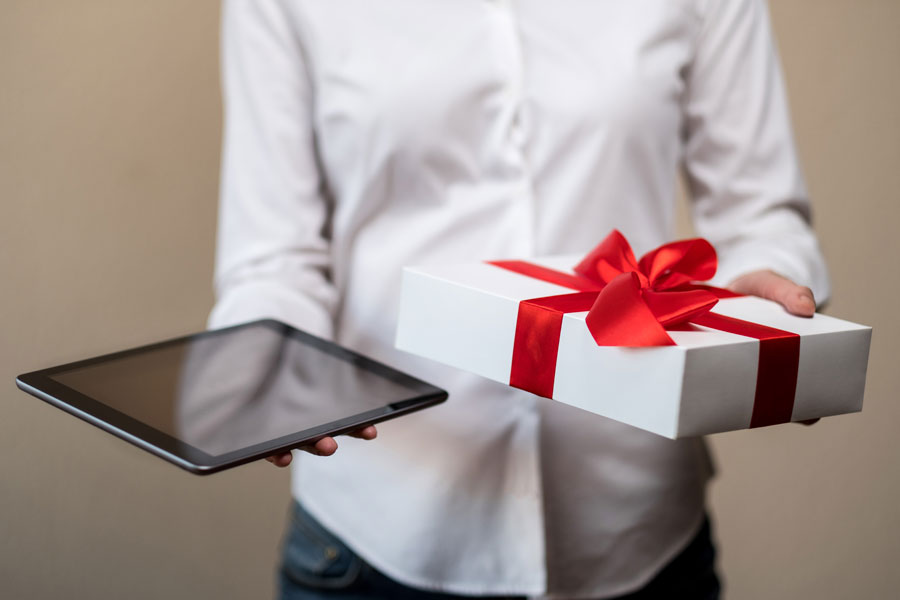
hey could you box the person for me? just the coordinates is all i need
[209,1,829,598]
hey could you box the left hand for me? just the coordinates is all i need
[264,425,378,467]
[728,269,819,425]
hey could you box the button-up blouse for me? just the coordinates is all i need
[210,0,829,597]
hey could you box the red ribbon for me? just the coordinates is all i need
[488,230,800,429]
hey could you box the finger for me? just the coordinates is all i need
[313,437,338,456]
[782,284,816,317]
[729,271,816,317]
[265,453,293,468]
[349,425,378,440]
[293,437,339,457]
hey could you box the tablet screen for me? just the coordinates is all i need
[37,321,441,459]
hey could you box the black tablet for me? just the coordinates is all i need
[15,319,447,474]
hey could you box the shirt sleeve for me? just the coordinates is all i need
[682,0,831,304]
[209,0,337,338]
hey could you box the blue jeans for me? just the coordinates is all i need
[278,501,720,600]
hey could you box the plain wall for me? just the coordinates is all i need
[1,1,897,598]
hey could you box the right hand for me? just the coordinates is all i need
[265,425,378,468]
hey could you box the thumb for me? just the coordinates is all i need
[728,270,816,317]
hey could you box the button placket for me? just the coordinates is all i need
[486,0,535,258]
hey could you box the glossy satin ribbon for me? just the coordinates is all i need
[488,230,800,428]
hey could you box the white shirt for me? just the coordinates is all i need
[210,0,830,597]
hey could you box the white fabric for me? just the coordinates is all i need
[210,0,830,597]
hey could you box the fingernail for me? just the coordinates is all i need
[797,294,815,315]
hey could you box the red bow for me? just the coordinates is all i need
[574,230,722,346]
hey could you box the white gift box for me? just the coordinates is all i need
[395,255,871,438]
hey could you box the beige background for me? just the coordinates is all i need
[1,1,897,598]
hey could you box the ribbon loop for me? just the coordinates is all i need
[574,230,642,287]
[638,237,717,290]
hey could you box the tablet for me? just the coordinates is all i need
[15,319,447,474]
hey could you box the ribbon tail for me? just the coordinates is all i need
[642,288,718,326]
[585,272,676,347]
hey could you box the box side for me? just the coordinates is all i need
[677,336,760,437]
[708,296,872,423]
[553,314,686,439]
[792,326,872,421]
[395,268,518,384]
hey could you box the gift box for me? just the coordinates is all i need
[395,232,871,438]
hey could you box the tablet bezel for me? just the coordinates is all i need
[15,319,447,475]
